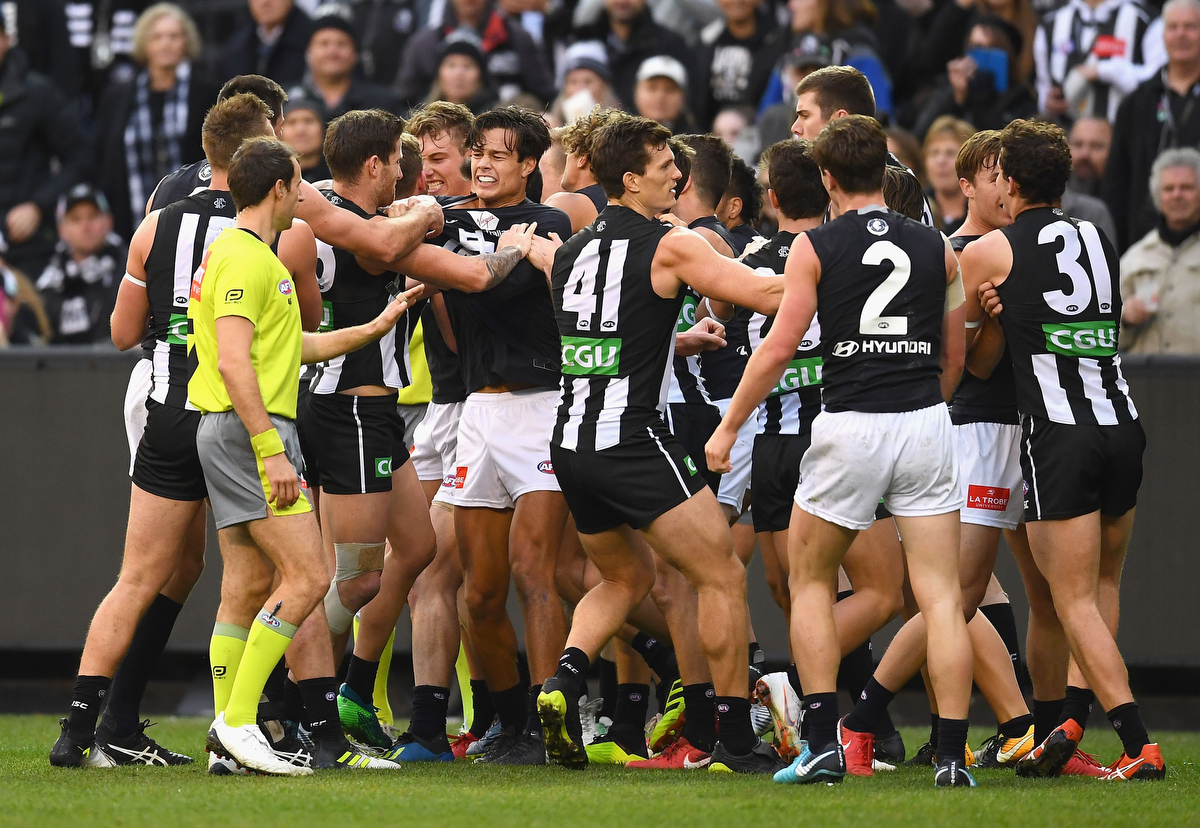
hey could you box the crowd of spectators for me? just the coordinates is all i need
[0,0,1198,353]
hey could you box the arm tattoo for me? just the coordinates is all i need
[481,245,522,289]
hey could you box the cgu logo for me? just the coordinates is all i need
[1042,321,1117,357]
[561,336,621,376]
[770,357,822,396]
[676,295,698,331]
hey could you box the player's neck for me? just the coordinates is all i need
[208,168,229,191]
[332,179,381,215]
[476,188,527,209]
[777,215,821,234]
[672,192,714,224]
[1009,198,1056,221]
[235,203,278,248]
[571,171,598,191]
[832,190,886,215]
[957,206,999,237]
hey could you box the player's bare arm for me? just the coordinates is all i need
[386,222,534,292]
[296,180,442,262]
[277,217,322,332]
[430,293,457,353]
[958,230,1013,377]
[940,241,966,401]
[652,226,783,316]
[705,233,820,473]
[111,210,160,350]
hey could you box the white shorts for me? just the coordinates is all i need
[123,358,154,475]
[955,422,1023,530]
[795,403,963,531]
[454,389,561,509]
[714,397,754,512]
[411,400,464,505]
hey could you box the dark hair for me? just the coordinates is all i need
[956,128,1002,183]
[396,133,423,199]
[882,167,925,220]
[559,107,622,160]
[999,119,1071,205]
[795,65,875,119]
[668,136,696,195]
[202,93,274,171]
[218,74,287,125]
[726,155,764,226]
[589,113,674,198]
[469,106,552,163]
[324,109,406,184]
[406,100,475,151]
[679,134,732,210]
[762,139,828,220]
[812,114,887,195]
[228,137,299,211]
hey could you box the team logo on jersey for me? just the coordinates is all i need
[1042,321,1117,357]
[278,279,293,295]
[213,197,226,209]
[537,460,554,474]
[375,457,392,477]
[867,218,889,236]
[561,336,621,376]
[596,221,606,232]
[831,341,860,357]
[199,162,212,182]
[967,485,1010,512]
[778,245,789,257]
[468,210,500,231]
[330,195,342,206]
[769,357,823,396]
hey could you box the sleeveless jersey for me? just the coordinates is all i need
[743,231,823,435]
[149,160,212,213]
[142,189,237,409]
[666,285,713,405]
[421,302,468,404]
[433,196,572,393]
[309,190,418,394]
[809,206,947,413]
[698,220,765,398]
[728,222,762,257]
[689,214,738,254]
[551,205,678,451]
[579,183,608,213]
[948,233,1019,425]
[996,206,1138,426]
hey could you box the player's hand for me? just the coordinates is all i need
[705,424,736,474]
[498,222,537,257]
[370,285,423,336]
[6,202,40,243]
[1122,295,1155,325]
[528,232,563,275]
[979,281,1003,317]
[411,195,445,237]
[675,318,726,356]
[659,212,686,228]
[262,451,300,510]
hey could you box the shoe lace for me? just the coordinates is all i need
[845,731,873,766]
[975,732,1001,755]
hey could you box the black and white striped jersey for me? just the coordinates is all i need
[1033,0,1164,122]
[667,286,714,406]
[309,190,419,394]
[551,205,679,452]
[142,189,237,409]
[742,231,823,436]
[697,219,763,400]
[996,206,1138,426]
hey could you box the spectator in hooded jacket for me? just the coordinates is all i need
[422,36,499,115]
[221,0,315,90]
[695,0,788,127]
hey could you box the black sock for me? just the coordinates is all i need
[282,676,305,722]
[716,696,756,755]
[1033,698,1064,745]
[491,683,528,732]
[259,658,289,719]
[999,713,1034,740]
[681,683,717,752]
[299,677,343,743]
[468,679,495,737]
[614,683,650,730]
[936,717,969,765]
[979,602,1022,667]
[630,633,679,681]
[787,663,803,698]
[344,655,379,709]
[66,675,112,736]
[1107,702,1150,756]
[97,594,182,739]
[1061,685,1095,732]
[525,684,542,733]
[553,647,590,699]
[804,692,839,752]
[598,658,617,721]
[929,713,940,746]
[842,677,896,735]
[409,685,450,740]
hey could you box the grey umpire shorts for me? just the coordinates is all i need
[196,411,313,529]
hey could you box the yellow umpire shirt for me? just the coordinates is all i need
[187,227,303,418]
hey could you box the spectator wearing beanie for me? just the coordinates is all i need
[221,0,315,90]
[92,3,217,242]
[394,0,555,110]
[288,5,397,120]
[549,40,621,125]
[422,35,498,115]
[281,96,332,183]
[633,55,697,134]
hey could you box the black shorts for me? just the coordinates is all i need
[299,392,410,495]
[751,432,810,533]
[295,382,320,490]
[131,399,207,501]
[1020,414,1145,521]
[666,402,722,493]
[552,420,709,535]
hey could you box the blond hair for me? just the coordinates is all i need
[132,3,201,65]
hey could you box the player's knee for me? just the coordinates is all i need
[510,553,557,596]
[464,578,507,620]
[174,551,206,592]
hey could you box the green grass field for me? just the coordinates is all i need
[2,716,1197,826]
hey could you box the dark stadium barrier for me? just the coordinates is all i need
[2,348,1198,670]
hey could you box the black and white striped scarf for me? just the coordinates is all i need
[123,60,191,226]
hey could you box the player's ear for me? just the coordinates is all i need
[520,156,537,178]
[959,177,974,200]
[768,188,779,210]
[623,170,639,194]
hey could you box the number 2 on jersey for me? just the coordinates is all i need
[859,240,911,336]
[562,238,628,332]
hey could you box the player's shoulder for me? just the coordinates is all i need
[519,199,573,234]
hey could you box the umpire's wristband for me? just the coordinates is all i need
[251,427,286,458]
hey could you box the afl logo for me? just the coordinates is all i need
[832,340,860,357]
[867,218,889,236]
[279,279,293,295]
[199,162,212,182]
[259,612,281,629]
[537,460,554,474]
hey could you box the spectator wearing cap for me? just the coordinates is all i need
[0,13,90,279]
[35,185,126,345]
[1119,147,1200,353]
[634,55,697,133]
[755,38,832,147]
[1104,0,1200,252]
[911,15,1037,138]
[572,0,697,112]
[92,3,217,242]
[394,0,555,110]
[288,6,397,120]
[695,0,787,128]
[281,96,332,182]
[422,37,498,114]
[548,40,621,125]
[221,0,315,90]
[1067,115,1111,196]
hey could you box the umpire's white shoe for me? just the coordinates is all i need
[755,673,802,759]
[207,712,312,777]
